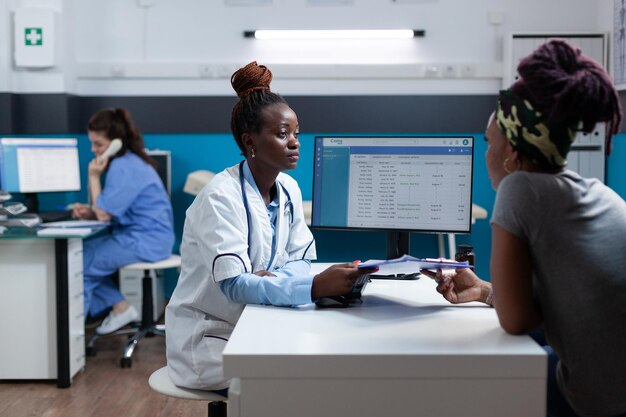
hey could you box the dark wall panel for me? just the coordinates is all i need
[12,94,71,133]
[288,95,498,133]
[1,93,499,134]
[2,92,626,134]
[75,96,236,133]
[0,94,14,134]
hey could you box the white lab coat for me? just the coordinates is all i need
[165,163,316,390]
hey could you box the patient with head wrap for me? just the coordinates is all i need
[421,40,626,417]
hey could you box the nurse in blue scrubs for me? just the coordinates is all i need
[72,108,174,334]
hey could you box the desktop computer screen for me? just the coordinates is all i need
[311,135,474,258]
[0,138,81,193]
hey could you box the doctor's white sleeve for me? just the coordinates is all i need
[219,271,314,306]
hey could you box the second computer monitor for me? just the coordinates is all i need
[311,135,474,257]
[0,137,81,193]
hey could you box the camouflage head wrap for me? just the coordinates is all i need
[496,89,578,169]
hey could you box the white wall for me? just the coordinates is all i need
[1,0,607,96]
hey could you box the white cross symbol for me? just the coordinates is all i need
[25,29,42,45]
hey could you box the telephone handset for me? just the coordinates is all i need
[98,138,122,163]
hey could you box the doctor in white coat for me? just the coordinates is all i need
[166,62,375,395]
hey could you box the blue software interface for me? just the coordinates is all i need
[311,136,474,233]
[0,138,80,193]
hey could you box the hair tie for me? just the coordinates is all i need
[239,85,270,98]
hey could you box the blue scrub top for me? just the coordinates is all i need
[97,152,174,262]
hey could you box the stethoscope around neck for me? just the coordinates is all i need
[238,161,294,261]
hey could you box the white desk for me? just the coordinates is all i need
[0,229,103,388]
[223,263,546,417]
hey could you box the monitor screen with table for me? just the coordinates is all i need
[311,135,474,260]
[0,137,81,214]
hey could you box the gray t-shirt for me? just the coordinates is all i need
[491,169,626,417]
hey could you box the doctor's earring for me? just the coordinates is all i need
[250,147,256,158]
[503,156,520,174]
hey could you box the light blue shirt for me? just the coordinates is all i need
[220,161,314,306]
[96,152,174,261]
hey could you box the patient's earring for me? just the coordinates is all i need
[503,156,520,174]
[250,147,256,158]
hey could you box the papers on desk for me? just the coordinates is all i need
[358,254,473,275]
[40,220,109,228]
[37,227,93,237]
[35,220,109,236]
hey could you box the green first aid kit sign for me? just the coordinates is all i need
[24,28,43,46]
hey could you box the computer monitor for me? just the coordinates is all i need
[311,135,474,259]
[146,149,171,196]
[0,137,81,212]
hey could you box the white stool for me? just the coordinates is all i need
[86,255,181,368]
[148,366,227,417]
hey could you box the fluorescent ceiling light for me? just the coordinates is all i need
[244,29,424,40]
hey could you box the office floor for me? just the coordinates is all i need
[0,328,206,417]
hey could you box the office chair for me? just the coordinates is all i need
[86,254,181,368]
[148,366,228,417]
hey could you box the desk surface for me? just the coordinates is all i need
[223,264,545,381]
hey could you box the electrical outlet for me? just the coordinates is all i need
[460,64,476,78]
[110,64,125,77]
[217,64,238,77]
[198,64,215,78]
[442,64,457,78]
[424,65,440,77]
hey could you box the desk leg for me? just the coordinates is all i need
[55,239,71,388]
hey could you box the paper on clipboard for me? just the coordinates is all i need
[358,254,473,275]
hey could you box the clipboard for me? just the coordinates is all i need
[358,254,473,276]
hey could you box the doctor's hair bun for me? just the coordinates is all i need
[229,61,289,158]
[231,61,273,98]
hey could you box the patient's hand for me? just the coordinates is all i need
[420,268,488,304]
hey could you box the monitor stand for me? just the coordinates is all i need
[369,231,421,281]
[22,193,39,214]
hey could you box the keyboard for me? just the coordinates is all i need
[40,210,73,223]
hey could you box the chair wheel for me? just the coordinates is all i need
[86,346,97,357]
[120,357,132,368]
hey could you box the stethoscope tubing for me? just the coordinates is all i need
[238,161,294,270]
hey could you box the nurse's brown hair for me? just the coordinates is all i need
[88,108,156,169]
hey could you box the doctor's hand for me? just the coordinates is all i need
[420,267,488,304]
[311,262,378,300]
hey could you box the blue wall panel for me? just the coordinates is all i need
[33,132,626,297]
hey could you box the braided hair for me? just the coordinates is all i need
[230,61,289,156]
[510,39,622,154]
[88,108,156,168]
